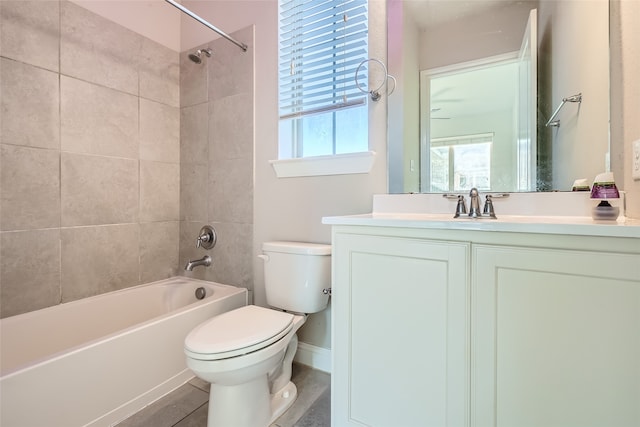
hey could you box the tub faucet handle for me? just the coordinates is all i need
[196,225,217,249]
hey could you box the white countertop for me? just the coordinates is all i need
[322,213,640,238]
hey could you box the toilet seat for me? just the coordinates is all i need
[185,305,294,361]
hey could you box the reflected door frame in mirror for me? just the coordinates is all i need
[420,51,530,193]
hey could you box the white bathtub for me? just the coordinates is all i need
[0,277,247,427]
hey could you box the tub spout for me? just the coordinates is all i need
[185,255,212,271]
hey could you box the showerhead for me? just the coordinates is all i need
[188,48,212,64]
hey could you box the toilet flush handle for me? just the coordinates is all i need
[257,254,269,262]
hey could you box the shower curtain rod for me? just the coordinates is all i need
[164,0,248,52]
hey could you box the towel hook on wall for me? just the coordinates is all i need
[355,58,396,101]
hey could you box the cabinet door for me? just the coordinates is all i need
[472,245,640,427]
[332,233,470,427]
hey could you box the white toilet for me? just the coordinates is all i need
[184,241,331,427]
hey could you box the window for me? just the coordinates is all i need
[430,133,493,192]
[278,0,369,161]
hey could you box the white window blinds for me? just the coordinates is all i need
[279,0,368,120]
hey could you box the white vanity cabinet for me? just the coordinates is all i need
[331,230,471,427]
[472,244,640,427]
[329,223,640,427]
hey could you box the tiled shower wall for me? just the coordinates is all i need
[0,0,255,318]
[178,26,254,294]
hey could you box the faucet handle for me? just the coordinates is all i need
[483,195,497,219]
[454,195,467,218]
[195,225,217,249]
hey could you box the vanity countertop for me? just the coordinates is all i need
[323,193,640,238]
[322,213,640,238]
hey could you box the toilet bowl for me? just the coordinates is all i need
[184,241,331,427]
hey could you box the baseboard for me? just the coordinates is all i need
[294,342,331,373]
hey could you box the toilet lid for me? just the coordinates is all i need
[184,305,294,360]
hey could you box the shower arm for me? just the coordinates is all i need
[164,0,248,52]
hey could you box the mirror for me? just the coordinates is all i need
[387,0,611,193]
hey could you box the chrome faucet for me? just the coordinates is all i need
[468,187,481,218]
[185,255,212,271]
[448,188,506,219]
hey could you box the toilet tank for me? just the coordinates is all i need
[261,241,331,314]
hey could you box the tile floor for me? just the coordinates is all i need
[116,363,331,427]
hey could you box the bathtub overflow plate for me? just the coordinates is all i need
[195,287,207,300]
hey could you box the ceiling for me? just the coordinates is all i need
[404,0,533,30]
[430,60,519,120]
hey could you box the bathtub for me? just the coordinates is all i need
[0,276,247,427]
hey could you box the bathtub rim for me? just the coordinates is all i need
[0,276,247,378]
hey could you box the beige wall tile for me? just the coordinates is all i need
[140,38,180,108]
[140,99,180,163]
[0,0,60,72]
[61,224,139,302]
[180,163,208,222]
[204,222,253,289]
[180,49,208,107]
[178,27,255,293]
[210,92,254,161]
[0,229,61,318]
[140,161,180,222]
[209,157,253,224]
[61,76,139,159]
[0,144,60,231]
[61,153,138,226]
[1,1,194,318]
[208,26,253,101]
[140,221,179,283]
[1,58,60,150]
[60,1,140,95]
[180,103,209,165]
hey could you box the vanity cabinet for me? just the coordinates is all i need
[330,225,640,427]
[472,244,640,427]
[332,231,470,427]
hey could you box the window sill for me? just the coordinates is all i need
[270,151,376,178]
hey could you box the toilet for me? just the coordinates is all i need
[184,241,331,427]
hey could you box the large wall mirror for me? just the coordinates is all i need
[387,0,611,193]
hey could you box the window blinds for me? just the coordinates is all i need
[279,0,368,120]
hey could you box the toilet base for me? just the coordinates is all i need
[270,381,298,423]
[208,376,271,427]
[206,379,298,427]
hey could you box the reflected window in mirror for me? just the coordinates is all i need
[430,134,493,192]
